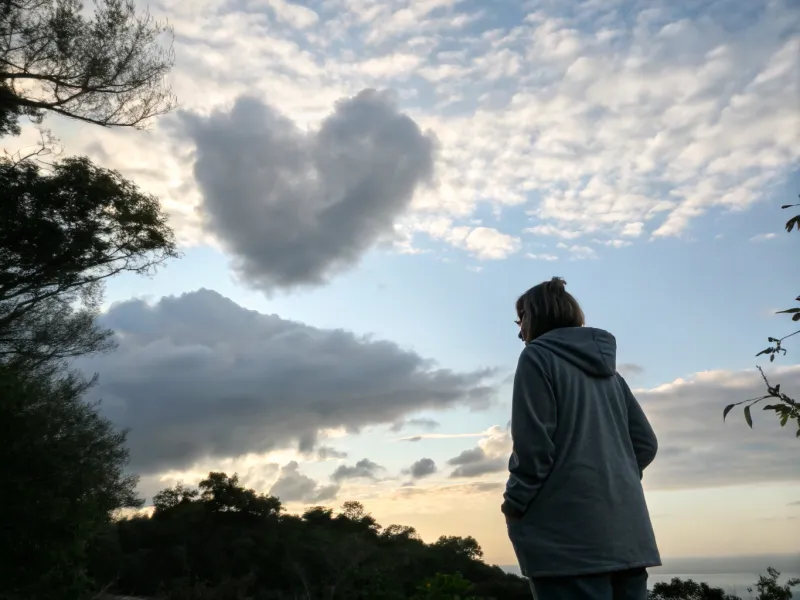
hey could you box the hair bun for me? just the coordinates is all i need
[549,276,567,291]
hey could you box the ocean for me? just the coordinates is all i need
[500,556,800,599]
[648,573,799,599]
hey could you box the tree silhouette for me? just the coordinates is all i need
[0,361,141,599]
[0,0,175,134]
[747,568,800,600]
[648,577,740,600]
[0,155,177,369]
[98,472,532,599]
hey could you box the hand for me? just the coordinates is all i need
[501,500,524,520]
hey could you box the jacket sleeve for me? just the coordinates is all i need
[503,347,557,514]
[617,374,658,477]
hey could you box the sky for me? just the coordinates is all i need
[5,0,800,569]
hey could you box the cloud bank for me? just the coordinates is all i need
[438,367,800,488]
[79,290,496,474]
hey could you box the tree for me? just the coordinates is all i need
[0,155,178,367]
[0,0,176,135]
[725,200,799,434]
[152,482,199,514]
[98,473,533,598]
[648,577,740,600]
[747,568,800,600]
[412,572,476,600]
[382,524,421,541]
[433,536,484,561]
[0,361,142,599]
[197,472,282,518]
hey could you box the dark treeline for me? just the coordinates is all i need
[88,472,532,599]
[86,474,800,600]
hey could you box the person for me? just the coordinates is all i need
[502,276,660,600]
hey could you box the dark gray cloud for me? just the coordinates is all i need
[331,458,384,482]
[618,363,644,378]
[446,447,506,478]
[269,462,339,503]
[174,89,437,291]
[390,417,440,432]
[78,289,496,474]
[315,446,348,460]
[405,458,437,479]
[447,447,486,466]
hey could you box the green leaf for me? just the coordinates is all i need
[770,354,775,362]
[796,428,800,438]
[793,313,800,322]
[744,406,753,428]
[781,413,788,427]
[786,215,800,233]
[723,404,735,421]
[763,405,777,411]
[777,308,800,314]
[756,348,773,356]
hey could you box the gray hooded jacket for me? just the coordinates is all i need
[504,326,661,578]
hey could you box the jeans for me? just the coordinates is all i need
[529,567,648,600]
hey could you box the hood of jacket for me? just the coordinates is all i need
[530,327,617,377]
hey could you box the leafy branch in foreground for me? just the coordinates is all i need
[725,199,799,434]
[723,366,798,435]
[0,155,179,368]
[0,0,176,134]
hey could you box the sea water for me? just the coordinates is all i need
[500,566,799,598]
[648,573,800,599]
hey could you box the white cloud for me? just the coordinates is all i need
[256,0,319,29]
[270,461,340,502]
[557,242,598,260]
[602,239,633,248]
[445,425,510,478]
[636,365,799,489]
[410,218,521,259]
[434,365,798,490]
[12,0,798,259]
[750,232,778,242]
[622,222,645,237]
[526,253,559,261]
[525,224,582,239]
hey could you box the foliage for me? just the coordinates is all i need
[747,568,800,600]
[96,472,531,599]
[0,2,178,598]
[0,361,141,600]
[725,199,799,434]
[0,0,175,134]
[0,155,178,368]
[411,572,476,600]
[648,577,741,600]
[433,536,484,561]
